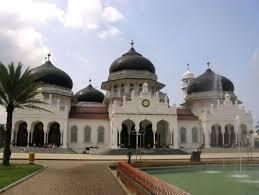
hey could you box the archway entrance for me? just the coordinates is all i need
[48,122,61,147]
[156,120,170,148]
[16,122,28,146]
[224,124,235,147]
[32,122,44,147]
[211,124,223,147]
[240,124,248,146]
[120,120,135,148]
[120,124,128,148]
[139,120,153,148]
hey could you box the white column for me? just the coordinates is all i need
[43,132,46,145]
[118,130,121,148]
[60,131,63,146]
[62,128,67,148]
[173,128,179,149]
[222,126,225,147]
[203,123,210,148]
[27,131,30,146]
[170,131,173,148]
[11,129,15,144]
[153,130,156,148]
[136,129,139,149]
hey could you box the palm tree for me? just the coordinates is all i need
[0,62,47,166]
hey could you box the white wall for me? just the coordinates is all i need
[68,119,110,150]
[0,106,6,124]
[177,120,202,149]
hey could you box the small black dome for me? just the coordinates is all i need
[187,69,234,95]
[31,60,73,90]
[75,84,104,103]
[109,47,155,74]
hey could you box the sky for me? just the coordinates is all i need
[0,0,258,124]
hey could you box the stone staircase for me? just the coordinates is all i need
[95,148,187,155]
[0,146,76,154]
[202,147,259,153]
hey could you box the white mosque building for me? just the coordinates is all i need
[9,42,254,152]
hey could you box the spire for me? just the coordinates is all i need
[207,61,210,69]
[130,40,134,48]
[89,78,92,85]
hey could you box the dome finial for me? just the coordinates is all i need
[47,52,51,61]
[187,64,190,71]
[89,78,92,85]
[130,40,134,48]
[207,61,210,69]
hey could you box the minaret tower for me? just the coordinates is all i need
[181,64,194,99]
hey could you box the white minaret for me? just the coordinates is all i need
[181,64,194,99]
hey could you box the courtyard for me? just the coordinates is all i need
[1,160,126,195]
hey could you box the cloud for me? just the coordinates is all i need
[98,26,121,39]
[0,0,64,67]
[64,0,124,37]
[102,6,124,23]
[0,0,124,67]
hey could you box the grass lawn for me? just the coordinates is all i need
[0,164,43,189]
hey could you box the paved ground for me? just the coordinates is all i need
[2,160,127,195]
[0,152,258,161]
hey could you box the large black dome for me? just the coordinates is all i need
[75,84,104,103]
[31,60,73,90]
[187,69,234,95]
[109,46,155,74]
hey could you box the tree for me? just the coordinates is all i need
[0,62,47,166]
[0,125,5,148]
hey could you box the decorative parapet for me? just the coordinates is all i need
[117,162,190,195]
[110,82,177,116]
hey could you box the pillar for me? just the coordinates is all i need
[63,129,68,148]
[118,130,121,148]
[27,131,30,146]
[11,129,15,144]
[173,129,179,149]
[203,123,210,148]
[42,132,45,145]
[136,129,139,149]
[222,126,225,147]
[60,131,63,146]
[170,131,173,148]
[153,130,156,148]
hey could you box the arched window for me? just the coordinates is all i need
[151,86,155,93]
[120,84,125,96]
[138,83,143,93]
[192,127,198,143]
[97,126,105,143]
[180,127,187,144]
[129,83,134,93]
[70,126,78,143]
[84,126,91,143]
[113,85,117,96]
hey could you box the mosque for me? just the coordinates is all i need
[10,42,254,152]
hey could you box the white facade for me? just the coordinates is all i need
[10,46,254,152]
